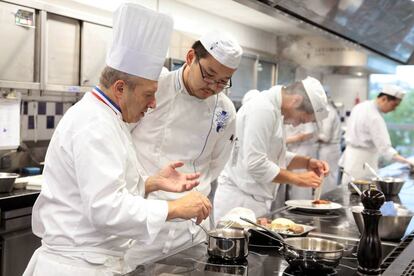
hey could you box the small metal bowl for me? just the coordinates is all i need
[0,173,19,193]
[352,205,414,240]
[372,177,405,195]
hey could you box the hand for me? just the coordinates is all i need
[167,191,212,224]
[308,158,329,177]
[149,161,200,193]
[300,133,313,142]
[293,171,322,188]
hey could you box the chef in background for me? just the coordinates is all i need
[340,85,414,183]
[23,4,211,276]
[317,99,342,192]
[285,122,317,200]
[126,30,242,267]
[214,77,330,222]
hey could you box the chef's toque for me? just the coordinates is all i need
[381,84,406,99]
[200,30,243,69]
[106,3,173,80]
[302,77,329,126]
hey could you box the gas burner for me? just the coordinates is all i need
[283,265,337,276]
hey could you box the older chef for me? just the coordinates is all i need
[23,4,211,276]
[341,85,414,182]
[125,30,242,267]
[214,77,330,221]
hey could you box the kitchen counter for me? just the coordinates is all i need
[0,189,40,211]
[135,163,414,275]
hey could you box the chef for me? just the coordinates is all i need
[285,122,318,200]
[340,85,414,182]
[317,99,342,192]
[125,30,242,267]
[23,4,211,276]
[214,77,330,222]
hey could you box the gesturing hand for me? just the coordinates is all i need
[148,161,201,194]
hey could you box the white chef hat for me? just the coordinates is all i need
[106,3,173,80]
[381,84,406,99]
[302,77,329,126]
[242,89,260,105]
[200,30,243,69]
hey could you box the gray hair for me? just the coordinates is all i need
[99,66,139,89]
[283,81,314,113]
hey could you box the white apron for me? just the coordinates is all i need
[318,143,341,192]
[340,145,379,184]
[23,244,125,276]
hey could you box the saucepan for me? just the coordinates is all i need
[194,221,250,261]
[240,217,345,270]
[372,177,405,195]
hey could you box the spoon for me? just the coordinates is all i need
[191,219,209,234]
[342,169,362,196]
[314,175,324,201]
[364,162,382,180]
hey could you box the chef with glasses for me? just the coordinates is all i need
[126,30,242,268]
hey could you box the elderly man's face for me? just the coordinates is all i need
[119,78,157,123]
[185,51,236,99]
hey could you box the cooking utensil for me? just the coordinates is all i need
[314,175,324,201]
[352,205,413,240]
[207,228,250,261]
[240,217,344,269]
[342,169,364,195]
[372,177,405,195]
[364,162,382,180]
[0,173,19,193]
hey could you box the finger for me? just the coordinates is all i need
[170,161,184,169]
[186,172,201,180]
[196,215,202,225]
[184,180,199,191]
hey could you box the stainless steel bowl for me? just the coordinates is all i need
[207,228,249,261]
[372,177,405,195]
[281,237,344,269]
[352,205,414,240]
[0,173,19,193]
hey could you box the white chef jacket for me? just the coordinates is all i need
[25,89,168,275]
[132,65,236,199]
[340,100,397,181]
[214,86,296,220]
[317,104,342,192]
[125,66,236,267]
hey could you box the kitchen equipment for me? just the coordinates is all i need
[285,199,342,212]
[357,184,385,276]
[0,173,19,193]
[314,175,324,201]
[372,177,405,195]
[240,217,344,269]
[352,205,413,240]
[364,162,382,180]
[207,228,250,261]
[342,169,366,195]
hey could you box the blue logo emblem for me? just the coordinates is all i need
[215,108,229,132]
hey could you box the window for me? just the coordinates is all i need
[369,66,414,159]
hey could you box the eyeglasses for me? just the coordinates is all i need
[197,61,232,89]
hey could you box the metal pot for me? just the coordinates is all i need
[372,177,405,195]
[207,228,250,261]
[0,173,19,193]
[280,237,345,270]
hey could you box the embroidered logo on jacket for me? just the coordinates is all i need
[215,108,229,132]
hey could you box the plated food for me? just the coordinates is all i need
[285,199,342,212]
[312,199,331,205]
[256,217,305,235]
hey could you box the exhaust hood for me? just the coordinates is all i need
[238,0,414,64]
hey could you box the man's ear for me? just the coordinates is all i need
[186,49,196,65]
[112,80,125,98]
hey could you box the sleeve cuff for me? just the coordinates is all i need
[383,147,398,161]
[144,199,168,244]
[285,151,297,166]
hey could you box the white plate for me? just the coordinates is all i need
[285,199,342,212]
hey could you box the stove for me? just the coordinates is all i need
[382,231,414,275]
[135,236,395,276]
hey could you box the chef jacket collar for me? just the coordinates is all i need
[92,86,122,118]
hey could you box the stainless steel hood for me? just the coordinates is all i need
[237,0,414,65]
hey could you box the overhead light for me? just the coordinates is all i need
[356,72,363,77]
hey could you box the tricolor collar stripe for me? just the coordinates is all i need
[92,86,121,114]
